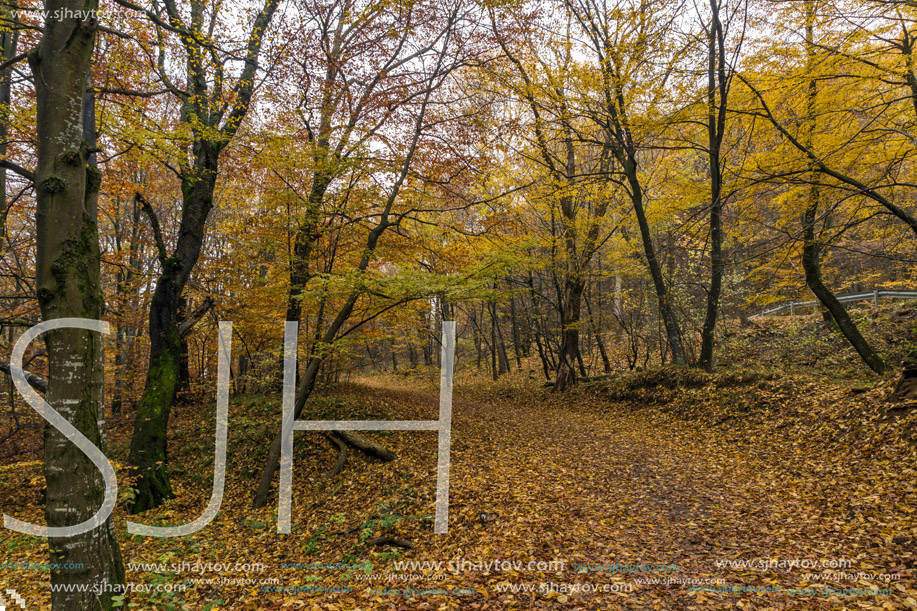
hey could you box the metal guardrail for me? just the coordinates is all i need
[749,290,917,319]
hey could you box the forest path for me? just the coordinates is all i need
[349,377,905,611]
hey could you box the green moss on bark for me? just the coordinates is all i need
[127,345,179,513]
[86,166,101,194]
[42,175,65,193]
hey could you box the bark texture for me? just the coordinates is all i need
[29,2,125,606]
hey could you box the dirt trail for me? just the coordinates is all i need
[353,379,911,611]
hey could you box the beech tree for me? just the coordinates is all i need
[115,0,281,512]
[568,0,689,366]
[697,0,743,370]
[0,0,18,244]
[21,0,125,606]
[252,0,482,508]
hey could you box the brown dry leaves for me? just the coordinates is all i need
[1,369,916,610]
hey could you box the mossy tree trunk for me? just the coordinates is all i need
[125,270,181,512]
[28,3,125,606]
[127,147,218,513]
[124,0,278,513]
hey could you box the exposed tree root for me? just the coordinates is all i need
[323,432,348,478]
[365,535,413,549]
[330,431,397,462]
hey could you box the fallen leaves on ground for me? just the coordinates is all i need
[1,366,916,610]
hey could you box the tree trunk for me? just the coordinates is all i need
[128,146,219,514]
[799,2,885,375]
[365,344,377,370]
[489,302,498,380]
[284,177,330,324]
[554,277,584,391]
[125,0,278,513]
[177,297,192,395]
[699,0,729,371]
[613,273,623,338]
[532,325,551,380]
[283,18,344,326]
[238,353,250,394]
[476,304,484,369]
[585,293,611,373]
[0,1,17,245]
[623,160,686,365]
[420,312,433,366]
[526,273,552,379]
[111,325,126,415]
[802,203,885,373]
[112,197,142,415]
[490,298,510,375]
[30,17,125,606]
[509,295,523,366]
[576,347,587,377]
[127,266,182,512]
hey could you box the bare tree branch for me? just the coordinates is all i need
[737,73,917,236]
[0,159,33,182]
[0,360,47,393]
[135,192,169,266]
[93,86,171,98]
[178,296,214,338]
[0,50,27,72]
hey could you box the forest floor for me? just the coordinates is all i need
[1,309,917,609]
[1,371,916,610]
